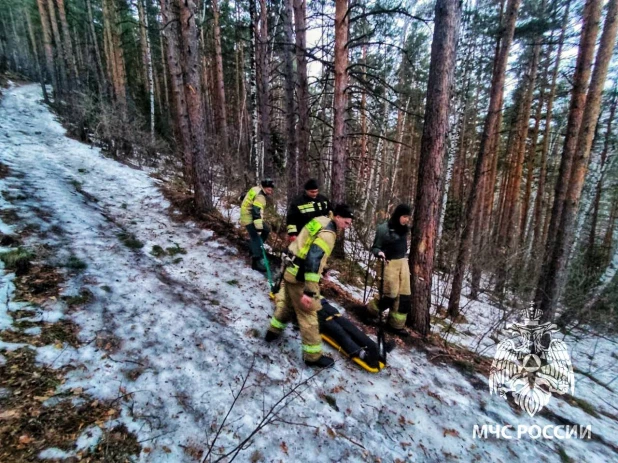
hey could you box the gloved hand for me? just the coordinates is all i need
[300,294,315,312]
[289,235,297,242]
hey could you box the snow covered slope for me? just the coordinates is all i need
[0,84,616,462]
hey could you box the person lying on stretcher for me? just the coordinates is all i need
[318,298,395,368]
[268,281,395,369]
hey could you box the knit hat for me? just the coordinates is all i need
[333,204,354,219]
[304,178,319,190]
[388,203,412,235]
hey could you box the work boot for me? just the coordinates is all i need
[385,325,410,338]
[304,355,335,368]
[252,257,267,272]
[265,330,281,342]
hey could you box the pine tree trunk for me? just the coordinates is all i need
[177,0,212,211]
[248,0,259,179]
[331,0,349,205]
[531,0,571,255]
[137,0,155,139]
[409,0,461,332]
[36,0,58,98]
[46,0,67,93]
[535,0,610,322]
[55,0,79,87]
[257,0,272,177]
[86,0,105,95]
[447,0,520,318]
[159,0,193,182]
[212,0,229,155]
[283,0,298,202]
[25,8,49,103]
[293,0,310,180]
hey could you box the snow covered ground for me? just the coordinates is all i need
[1,84,617,462]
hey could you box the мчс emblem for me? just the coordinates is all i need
[489,304,574,416]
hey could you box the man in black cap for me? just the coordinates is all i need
[286,178,332,242]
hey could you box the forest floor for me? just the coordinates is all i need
[1,83,617,463]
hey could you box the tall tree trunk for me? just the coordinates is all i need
[25,8,49,103]
[409,0,461,333]
[46,0,67,93]
[447,0,520,317]
[177,0,212,211]
[293,0,310,180]
[535,0,611,322]
[86,0,105,95]
[248,0,259,179]
[331,0,349,205]
[587,88,617,263]
[102,0,127,110]
[212,0,229,155]
[159,0,192,182]
[257,0,272,176]
[137,0,155,139]
[497,40,540,253]
[55,0,78,87]
[283,0,297,202]
[36,0,58,98]
[531,0,571,255]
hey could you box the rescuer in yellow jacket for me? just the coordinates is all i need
[265,204,354,368]
[240,179,274,272]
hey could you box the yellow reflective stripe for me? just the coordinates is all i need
[313,238,331,256]
[287,225,297,233]
[287,265,299,276]
[305,272,320,282]
[254,219,263,226]
[391,311,408,321]
[254,202,264,209]
[302,343,322,354]
[270,318,287,330]
[300,208,316,213]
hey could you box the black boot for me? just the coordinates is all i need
[304,355,335,368]
[252,257,267,272]
[265,330,281,342]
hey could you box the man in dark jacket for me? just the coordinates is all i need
[286,179,331,241]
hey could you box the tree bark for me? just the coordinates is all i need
[36,0,58,98]
[447,0,520,318]
[293,0,310,180]
[531,0,571,255]
[137,0,155,139]
[535,0,610,322]
[283,0,297,202]
[55,0,78,87]
[212,0,229,155]
[46,0,67,93]
[177,0,212,211]
[409,0,461,332]
[587,88,617,263]
[331,0,349,205]
[25,8,49,103]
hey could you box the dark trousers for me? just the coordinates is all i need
[246,223,270,258]
[318,301,379,359]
